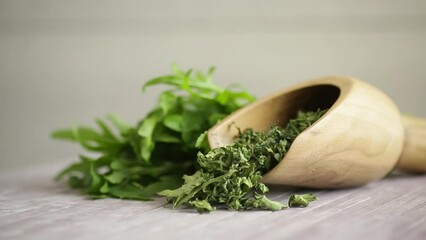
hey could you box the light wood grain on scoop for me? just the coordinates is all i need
[208,77,426,188]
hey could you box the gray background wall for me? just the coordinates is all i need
[1,0,425,170]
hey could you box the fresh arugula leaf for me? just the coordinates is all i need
[163,115,183,132]
[195,131,210,152]
[141,175,183,197]
[107,184,151,200]
[104,170,128,184]
[88,162,103,194]
[106,114,133,135]
[138,109,162,162]
[159,91,179,115]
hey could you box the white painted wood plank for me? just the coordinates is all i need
[0,161,425,240]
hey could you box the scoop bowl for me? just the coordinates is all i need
[208,77,425,188]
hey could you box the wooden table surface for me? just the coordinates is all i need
[1,160,425,240]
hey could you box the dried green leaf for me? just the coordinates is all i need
[288,194,318,207]
[190,200,215,213]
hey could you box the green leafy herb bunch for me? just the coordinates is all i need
[52,65,255,200]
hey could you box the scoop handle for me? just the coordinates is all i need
[396,115,426,172]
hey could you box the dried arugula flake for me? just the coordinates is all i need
[288,194,318,207]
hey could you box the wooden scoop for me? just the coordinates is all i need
[208,77,426,188]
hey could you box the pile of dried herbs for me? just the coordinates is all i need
[159,109,326,212]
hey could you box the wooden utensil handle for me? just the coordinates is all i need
[396,115,426,172]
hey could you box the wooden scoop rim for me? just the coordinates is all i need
[207,76,356,149]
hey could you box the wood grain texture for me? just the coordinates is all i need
[398,115,426,172]
[0,160,425,240]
